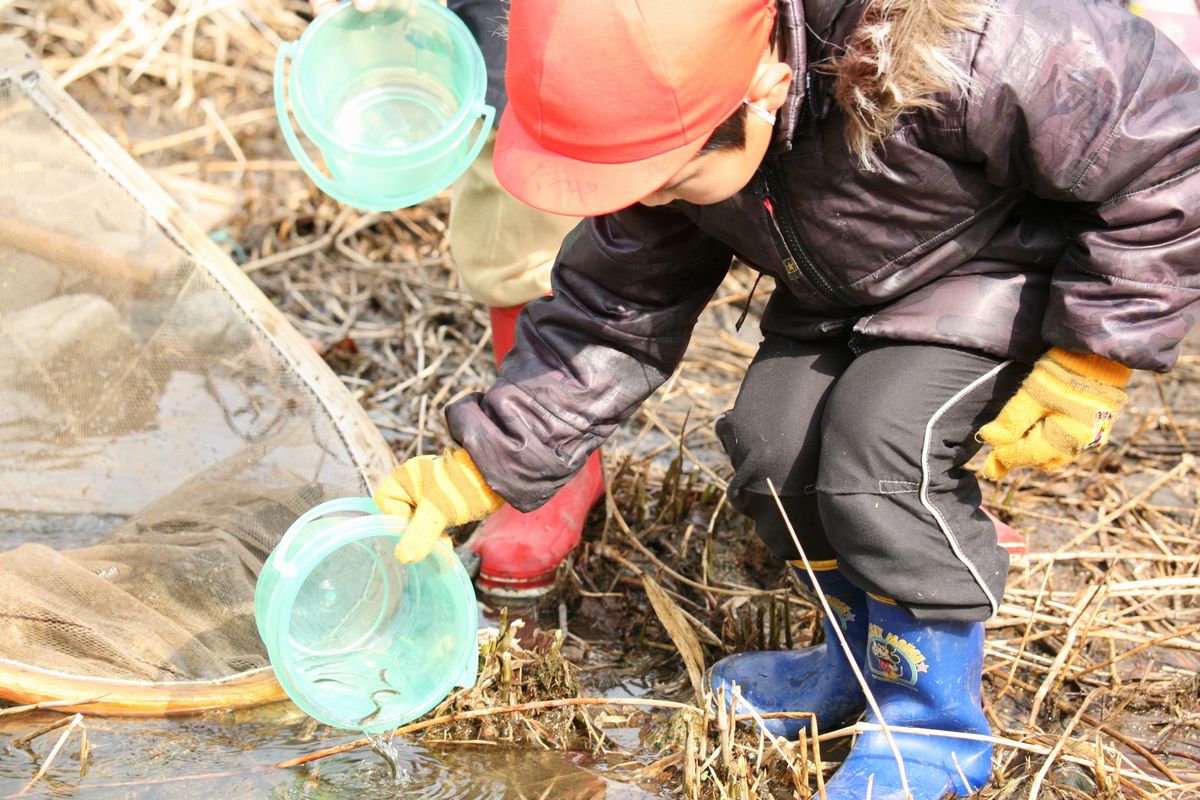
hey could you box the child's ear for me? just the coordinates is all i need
[747,61,794,112]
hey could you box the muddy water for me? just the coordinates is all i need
[0,701,666,799]
[0,510,672,799]
[0,579,668,799]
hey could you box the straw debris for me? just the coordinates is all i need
[4,2,1198,798]
[430,612,589,748]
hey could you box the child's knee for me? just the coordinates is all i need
[716,406,819,498]
[817,402,921,497]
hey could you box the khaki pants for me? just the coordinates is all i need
[449,132,581,308]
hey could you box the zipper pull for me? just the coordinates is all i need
[762,195,801,281]
[735,272,765,332]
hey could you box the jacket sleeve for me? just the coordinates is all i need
[445,204,732,510]
[963,0,1200,371]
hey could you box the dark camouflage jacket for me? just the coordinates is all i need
[446,0,1200,510]
[448,0,509,116]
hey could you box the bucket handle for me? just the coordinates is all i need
[459,102,495,175]
[275,42,344,200]
[363,101,494,209]
[276,41,497,211]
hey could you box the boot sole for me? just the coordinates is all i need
[474,573,556,600]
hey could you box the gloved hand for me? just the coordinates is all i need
[978,347,1132,479]
[309,0,413,17]
[373,448,504,563]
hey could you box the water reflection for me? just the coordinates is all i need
[0,704,658,800]
[273,745,613,800]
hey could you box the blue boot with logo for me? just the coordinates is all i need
[709,562,868,738]
[824,595,993,799]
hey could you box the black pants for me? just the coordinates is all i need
[715,335,1028,622]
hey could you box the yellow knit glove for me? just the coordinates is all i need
[978,348,1132,480]
[373,448,505,563]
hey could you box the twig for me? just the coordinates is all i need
[275,696,700,769]
[16,713,84,796]
[0,696,108,718]
[1068,623,1200,680]
[594,547,724,647]
[1028,688,1102,800]
[767,478,912,800]
[1026,456,1193,574]
[1027,582,1107,725]
[242,207,356,272]
[11,715,75,746]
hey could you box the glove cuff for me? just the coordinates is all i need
[446,448,505,510]
[1047,347,1133,387]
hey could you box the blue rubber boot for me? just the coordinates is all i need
[824,596,993,799]
[709,562,868,738]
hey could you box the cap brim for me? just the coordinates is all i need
[493,109,709,217]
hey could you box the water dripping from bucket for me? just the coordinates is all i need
[366,730,410,785]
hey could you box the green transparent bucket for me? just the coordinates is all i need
[274,0,494,211]
[255,498,478,733]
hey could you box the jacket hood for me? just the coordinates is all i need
[777,0,992,166]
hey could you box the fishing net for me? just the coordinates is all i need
[0,39,395,715]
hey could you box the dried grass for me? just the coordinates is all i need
[3,2,1198,798]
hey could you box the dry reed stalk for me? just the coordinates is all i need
[10,715,76,746]
[724,686,808,786]
[7,766,276,795]
[1027,582,1108,725]
[768,477,913,799]
[1027,688,1103,800]
[818,722,1183,791]
[0,696,107,719]
[610,525,787,599]
[810,715,827,800]
[596,546,724,647]
[274,696,702,770]
[14,713,86,796]
[5,3,1199,797]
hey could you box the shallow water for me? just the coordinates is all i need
[0,701,666,800]
[0,511,124,550]
[0,500,672,798]
[0,605,671,798]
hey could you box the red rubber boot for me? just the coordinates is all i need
[469,303,606,599]
[984,506,1027,557]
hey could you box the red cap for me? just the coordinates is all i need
[495,0,777,217]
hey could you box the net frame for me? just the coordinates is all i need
[0,37,397,715]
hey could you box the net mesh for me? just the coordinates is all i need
[0,40,394,710]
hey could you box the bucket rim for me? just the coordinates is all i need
[257,511,478,732]
[287,0,487,160]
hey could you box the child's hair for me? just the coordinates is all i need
[699,3,785,155]
[830,0,989,168]
[701,0,990,167]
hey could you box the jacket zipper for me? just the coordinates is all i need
[760,160,849,307]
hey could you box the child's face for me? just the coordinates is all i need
[639,54,790,209]
[638,117,774,207]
